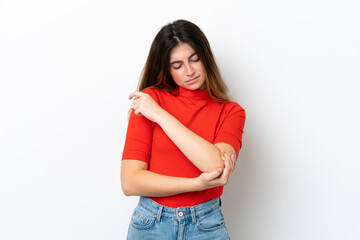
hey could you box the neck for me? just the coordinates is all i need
[175,86,210,100]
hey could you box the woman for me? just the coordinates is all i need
[121,19,246,239]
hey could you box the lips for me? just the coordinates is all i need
[186,76,199,83]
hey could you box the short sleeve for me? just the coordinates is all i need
[121,88,157,163]
[214,102,246,156]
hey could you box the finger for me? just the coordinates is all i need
[132,102,139,109]
[134,109,143,116]
[221,155,231,173]
[222,154,234,171]
[230,154,236,170]
[128,91,138,100]
[220,157,231,184]
[233,154,238,163]
[223,153,232,161]
[203,168,223,181]
[231,154,237,169]
[226,153,236,171]
[129,91,145,100]
[132,99,140,107]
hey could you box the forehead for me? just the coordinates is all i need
[169,43,196,61]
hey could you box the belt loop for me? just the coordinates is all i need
[219,197,222,207]
[190,207,196,224]
[156,206,163,222]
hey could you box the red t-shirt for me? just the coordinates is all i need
[122,86,246,207]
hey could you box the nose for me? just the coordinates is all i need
[185,63,195,76]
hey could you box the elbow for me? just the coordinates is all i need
[217,159,225,170]
[214,159,226,172]
[123,190,133,197]
[121,177,137,196]
[122,181,137,196]
[121,181,131,196]
[203,156,225,173]
[121,162,144,196]
[122,188,131,197]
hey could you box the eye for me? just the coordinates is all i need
[190,55,200,62]
[172,64,182,70]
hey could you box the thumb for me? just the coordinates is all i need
[203,168,223,181]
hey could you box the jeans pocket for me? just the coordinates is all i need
[130,205,156,230]
[196,208,226,232]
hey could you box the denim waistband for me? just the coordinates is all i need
[138,196,222,224]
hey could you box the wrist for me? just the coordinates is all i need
[191,176,205,192]
[156,108,170,126]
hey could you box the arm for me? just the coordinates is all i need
[157,110,226,172]
[121,159,200,197]
[130,91,236,173]
[121,153,236,197]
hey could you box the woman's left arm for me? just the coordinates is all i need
[130,91,240,173]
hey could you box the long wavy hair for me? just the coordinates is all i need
[138,19,231,102]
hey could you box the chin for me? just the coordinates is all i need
[188,81,206,90]
[187,84,203,90]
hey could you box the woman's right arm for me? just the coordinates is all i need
[121,153,236,197]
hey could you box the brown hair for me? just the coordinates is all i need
[138,19,231,102]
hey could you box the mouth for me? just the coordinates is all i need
[185,76,199,83]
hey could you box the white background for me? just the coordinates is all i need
[1,0,359,239]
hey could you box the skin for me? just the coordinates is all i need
[169,43,206,91]
[121,43,238,197]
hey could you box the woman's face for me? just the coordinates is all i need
[169,43,206,91]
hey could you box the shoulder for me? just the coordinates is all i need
[216,101,246,121]
[141,87,173,103]
[141,87,167,96]
[222,101,245,115]
[141,87,159,101]
[141,87,157,95]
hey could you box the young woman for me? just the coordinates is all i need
[121,19,246,239]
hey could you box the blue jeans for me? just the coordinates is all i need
[126,196,230,240]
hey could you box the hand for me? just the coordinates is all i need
[196,153,237,190]
[129,91,164,123]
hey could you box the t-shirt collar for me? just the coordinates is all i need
[176,86,210,100]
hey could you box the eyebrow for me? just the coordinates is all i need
[170,52,198,65]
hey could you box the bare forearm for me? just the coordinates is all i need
[122,169,201,197]
[121,153,236,198]
[156,109,224,172]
